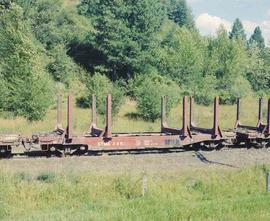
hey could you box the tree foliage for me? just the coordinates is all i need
[78,0,166,79]
[207,27,251,103]
[229,18,246,41]
[156,23,205,94]
[249,26,265,49]
[246,47,270,93]
[77,73,124,116]
[16,0,90,86]
[134,74,181,121]
[0,3,53,120]
[0,0,269,121]
[166,0,195,29]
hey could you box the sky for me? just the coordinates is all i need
[187,0,270,44]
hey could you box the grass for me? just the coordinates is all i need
[0,166,270,220]
[0,95,267,137]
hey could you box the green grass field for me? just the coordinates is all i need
[1,166,270,221]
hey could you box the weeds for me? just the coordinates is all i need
[113,176,141,199]
[0,168,269,220]
[37,172,56,183]
[14,172,32,182]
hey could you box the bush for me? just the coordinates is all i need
[134,74,181,121]
[14,172,32,182]
[36,172,56,183]
[113,176,140,199]
[127,74,148,99]
[219,76,252,104]
[47,45,79,84]
[77,73,124,116]
[194,75,217,106]
[0,4,54,121]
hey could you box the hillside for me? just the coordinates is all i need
[0,0,269,122]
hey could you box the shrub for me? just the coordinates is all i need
[113,176,140,199]
[134,74,181,121]
[14,172,32,182]
[219,76,252,104]
[47,45,79,85]
[0,4,54,121]
[37,172,56,183]
[77,73,124,116]
[194,75,217,106]
[127,74,148,99]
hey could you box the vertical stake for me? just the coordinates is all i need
[67,95,73,140]
[189,97,194,128]
[161,96,167,129]
[267,99,270,136]
[142,173,147,197]
[105,94,112,138]
[258,98,263,126]
[266,171,269,193]
[91,94,97,126]
[182,96,188,137]
[57,95,62,129]
[236,98,240,125]
[213,97,220,137]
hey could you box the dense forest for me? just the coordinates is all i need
[0,0,269,121]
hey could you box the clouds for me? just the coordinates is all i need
[196,13,231,35]
[261,20,270,44]
[186,0,202,3]
[195,13,270,44]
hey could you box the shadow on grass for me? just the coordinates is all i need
[195,151,239,168]
[124,112,144,121]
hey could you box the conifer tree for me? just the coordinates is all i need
[229,18,246,41]
[249,26,265,49]
[166,0,195,29]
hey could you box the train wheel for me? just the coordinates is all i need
[46,150,52,158]
[64,148,71,157]
[245,141,252,149]
[79,146,88,155]
[257,142,267,149]
[205,142,219,150]
[0,147,11,158]
[233,139,241,146]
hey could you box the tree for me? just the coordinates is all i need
[78,0,166,80]
[249,26,265,49]
[166,0,195,29]
[134,74,180,121]
[17,0,89,50]
[155,22,205,96]
[246,46,270,92]
[0,3,54,120]
[77,73,124,116]
[15,0,91,86]
[0,0,12,9]
[229,18,246,41]
[208,27,251,104]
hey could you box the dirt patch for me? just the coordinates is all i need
[0,148,270,176]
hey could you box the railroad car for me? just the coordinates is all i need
[33,94,230,156]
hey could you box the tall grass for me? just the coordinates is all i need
[0,166,270,220]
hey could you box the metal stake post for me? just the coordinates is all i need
[266,172,269,193]
[142,174,147,197]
